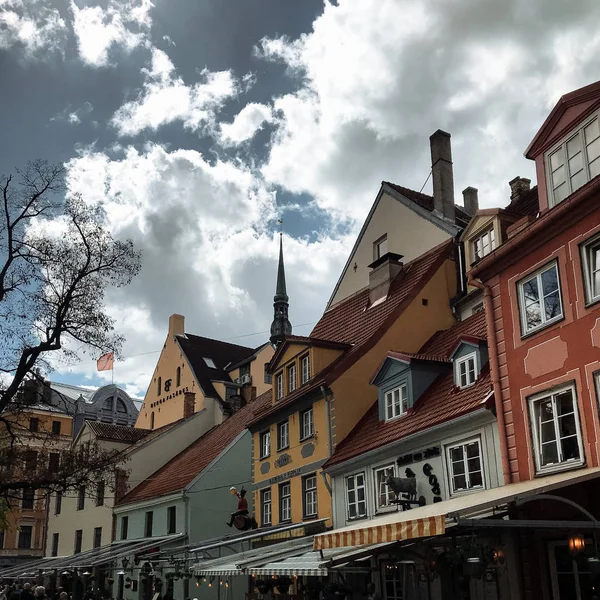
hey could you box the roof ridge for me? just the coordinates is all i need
[182,333,255,352]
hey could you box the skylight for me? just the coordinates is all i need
[203,357,216,368]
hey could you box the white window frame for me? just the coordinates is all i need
[287,363,297,393]
[373,234,388,260]
[301,355,311,384]
[446,437,485,495]
[346,472,367,520]
[529,384,584,474]
[373,464,396,511]
[300,407,314,440]
[472,228,495,262]
[277,420,289,451]
[455,352,478,389]
[261,488,272,526]
[259,430,271,459]
[545,111,600,207]
[518,261,564,336]
[303,474,318,517]
[279,482,291,522]
[276,372,284,400]
[581,232,600,306]
[384,383,408,421]
[547,539,592,600]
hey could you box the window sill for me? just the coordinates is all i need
[300,434,315,443]
[277,446,290,453]
[521,315,565,340]
[584,295,600,309]
[259,454,270,461]
[449,485,486,497]
[303,514,318,521]
[279,519,292,525]
[384,413,407,424]
[535,459,585,477]
[375,505,398,515]
[347,514,368,522]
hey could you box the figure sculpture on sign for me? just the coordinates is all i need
[226,487,257,531]
[386,475,417,500]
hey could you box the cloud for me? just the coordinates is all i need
[219,102,274,145]
[51,101,94,125]
[111,47,240,136]
[70,0,153,67]
[0,0,67,55]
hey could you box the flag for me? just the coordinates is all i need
[97,352,114,372]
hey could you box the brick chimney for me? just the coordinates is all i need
[368,253,404,305]
[169,314,185,337]
[183,391,195,419]
[462,187,479,215]
[430,130,455,222]
[509,176,531,202]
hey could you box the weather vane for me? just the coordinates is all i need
[277,218,283,235]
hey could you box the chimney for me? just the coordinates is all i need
[509,177,531,202]
[430,130,455,222]
[462,187,479,215]
[183,391,195,419]
[368,253,404,305]
[169,314,185,337]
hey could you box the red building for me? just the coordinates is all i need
[469,80,600,600]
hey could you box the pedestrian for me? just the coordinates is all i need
[53,588,63,600]
[59,593,68,600]
[34,586,46,600]
[0,584,10,600]
[21,584,35,600]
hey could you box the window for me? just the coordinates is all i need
[77,485,85,510]
[157,377,162,395]
[472,228,495,262]
[384,384,408,421]
[51,533,59,557]
[302,474,318,518]
[548,540,594,600]
[300,407,314,440]
[279,482,291,522]
[382,562,413,600]
[287,363,297,393]
[264,363,272,385]
[29,417,39,433]
[518,262,563,335]
[150,411,155,430]
[24,450,37,471]
[0,529,4,549]
[116,399,127,414]
[145,511,153,537]
[277,420,289,451]
[55,491,62,515]
[374,465,396,510]
[260,488,272,526]
[374,234,388,260]
[225,386,237,400]
[22,489,35,510]
[203,357,216,368]
[547,115,600,206]
[240,363,251,377]
[167,506,176,534]
[176,366,181,387]
[18,525,32,549]
[51,421,61,435]
[121,516,129,540]
[260,430,271,459]
[102,397,113,411]
[93,527,102,549]
[581,233,600,305]
[455,353,477,388]
[96,481,105,507]
[301,355,311,384]
[276,372,284,400]
[530,385,583,473]
[471,302,484,315]
[346,473,367,519]
[74,529,82,554]
[447,439,484,494]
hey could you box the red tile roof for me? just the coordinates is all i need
[118,391,272,505]
[419,310,486,358]
[86,422,150,444]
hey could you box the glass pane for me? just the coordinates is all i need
[556,390,574,414]
[558,414,577,438]
[571,169,587,192]
[523,277,540,303]
[466,442,480,459]
[554,545,573,572]
[587,136,600,163]
[347,478,355,491]
[357,473,364,486]
[541,266,559,295]
[589,156,600,180]
[585,119,600,143]
[569,151,583,175]
[550,148,565,171]
[541,441,559,465]
[470,470,483,487]
[553,182,569,204]
[453,460,466,475]
[561,436,580,461]
[557,574,577,599]
[467,456,482,473]
[567,134,582,158]
[348,504,356,519]
[544,291,562,320]
[450,446,464,463]
[552,164,566,187]
[541,420,556,443]
[453,474,467,490]
[357,487,365,501]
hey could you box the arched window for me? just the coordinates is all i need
[102,397,113,412]
[116,399,127,414]
[150,412,155,430]
[176,367,181,387]
[158,377,162,396]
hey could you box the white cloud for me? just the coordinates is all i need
[219,102,273,145]
[111,47,240,136]
[0,0,67,55]
[70,0,153,67]
[51,101,94,125]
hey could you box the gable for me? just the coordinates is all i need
[270,342,311,373]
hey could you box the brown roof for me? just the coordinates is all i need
[118,391,272,505]
[419,310,486,358]
[505,186,539,218]
[86,421,150,444]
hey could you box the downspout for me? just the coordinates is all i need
[469,276,511,485]
[319,386,333,495]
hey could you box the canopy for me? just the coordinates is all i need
[314,466,600,550]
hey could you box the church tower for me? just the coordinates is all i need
[270,233,292,346]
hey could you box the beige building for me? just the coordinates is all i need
[135,313,273,431]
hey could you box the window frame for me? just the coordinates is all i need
[580,232,600,306]
[96,480,105,507]
[167,506,176,535]
[77,485,85,511]
[277,420,289,451]
[302,474,318,518]
[18,525,33,550]
[529,384,584,475]
[51,533,59,557]
[455,352,478,389]
[301,354,311,384]
[373,234,388,261]
[275,372,284,400]
[144,511,154,538]
[264,363,272,385]
[445,437,486,495]
[373,464,396,511]
[346,472,367,521]
[472,227,496,262]
[517,261,564,336]
[260,488,272,526]
[51,420,61,435]
[279,481,292,523]
[287,363,297,393]
[545,111,600,207]
[74,529,83,554]
[22,489,35,510]
[93,527,102,549]
[55,491,62,515]
[29,417,39,433]
[300,407,314,441]
[121,516,129,540]
[384,383,408,421]
[259,429,271,459]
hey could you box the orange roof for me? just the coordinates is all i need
[118,390,272,505]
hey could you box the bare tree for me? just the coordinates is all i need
[0,160,141,506]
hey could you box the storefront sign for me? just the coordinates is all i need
[269,468,301,484]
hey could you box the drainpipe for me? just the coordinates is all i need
[469,277,512,485]
[319,386,333,495]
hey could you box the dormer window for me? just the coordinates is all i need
[276,372,284,400]
[385,383,408,420]
[455,353,477,388]
[473,228,495,262]
[373,234,388,260]
[546,114,600,207]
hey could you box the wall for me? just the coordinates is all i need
[114,496,185,542]
[228,343,275,399]
[330,189,453,308]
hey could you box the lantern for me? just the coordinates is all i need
[569,534,585,556]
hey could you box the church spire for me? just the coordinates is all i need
[270,232,292,346]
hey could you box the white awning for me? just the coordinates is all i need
[314,466,600,550]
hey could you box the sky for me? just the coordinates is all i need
[2,0,600,399]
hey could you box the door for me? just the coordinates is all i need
[548,541,595,599]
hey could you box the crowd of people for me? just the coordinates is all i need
[0,584,72,600]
